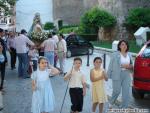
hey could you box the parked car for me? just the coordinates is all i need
[132,41,150,99]
[65,34,94,58]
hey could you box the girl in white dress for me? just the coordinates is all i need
[31,56,59,113]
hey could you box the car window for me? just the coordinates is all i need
[142,45,150,58]
[77,36,85,43]
[66,35,78,43]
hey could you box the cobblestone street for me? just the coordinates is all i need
[3,52,150,113]
[3,53,110,113]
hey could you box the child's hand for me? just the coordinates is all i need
[32,80,36,91]
[32,85,36,91]
[83,88,86,96]
[102,70,108,81]
[50,67,60,75]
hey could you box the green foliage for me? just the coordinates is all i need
[80,7,116,34]
[44,22,55,31]
[0,0,16,15]
[6,0,16,6]
[147,32,150,41]
[59,26,79,34]
[125,8,150,30]
[61,25,78,29]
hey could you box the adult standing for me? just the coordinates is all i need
[7,31,16,70]
[41,34,56,66]
[57,33,67,75]
[0,28,7,91]
[107,40,133,108]
[52,32,59,67]
[15,29,34,78]
[52,32,59,43]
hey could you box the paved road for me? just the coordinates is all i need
[3,52,150,113]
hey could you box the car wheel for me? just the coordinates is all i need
[66,50,72,58]
[88,48,93,55]
[132,87,144,99]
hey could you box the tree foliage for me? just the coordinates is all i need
[125,8,150,30]
[0,0,16,15]
[44,22,55,31]
[80,7,116,33]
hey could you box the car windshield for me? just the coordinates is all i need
[142,44,150,58]
[77,36,86,43]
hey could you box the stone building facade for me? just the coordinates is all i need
[98,0,150,39]
[53,0,150,40]
[53,0,98,24]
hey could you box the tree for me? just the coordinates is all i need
[80,7,116,34]
[125,8,150,31]
[44,22,55,31]
[0,0,17,15]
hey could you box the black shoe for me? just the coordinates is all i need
[23,76,30,79]
[0,86,3,91]
[64,72,67,76]
[0,107,3,111]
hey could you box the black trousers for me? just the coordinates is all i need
[9,47,16,68]
[69,88,83,112]
[0,62,6,90]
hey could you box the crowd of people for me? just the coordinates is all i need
[0,27,134,113]
[0,28,67,78]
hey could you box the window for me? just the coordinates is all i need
[142,44,150,58]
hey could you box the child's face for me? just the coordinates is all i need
[39,59,48,70]
[74,60,82,69]
[94,59,102,68]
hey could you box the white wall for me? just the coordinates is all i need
[16,0,53,32]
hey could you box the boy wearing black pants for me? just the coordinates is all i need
[64,57,86,113]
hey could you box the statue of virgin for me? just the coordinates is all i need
[29,13,43,35]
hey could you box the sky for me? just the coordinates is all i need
[16,0,53,32]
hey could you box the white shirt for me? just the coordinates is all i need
[28,49,39,60]
[14,34,34,53]
[7,37,16,49]
[120,53,130,70]
[57,39,67,53]
[66,68,86,88]
[41,38,56,52]
[52,35,59,43]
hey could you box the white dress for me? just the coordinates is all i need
[31,69,55,113]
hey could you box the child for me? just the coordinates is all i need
[28,46,39,71]
[31,56,60,113]
[90,57,108,113]
[64,57,86,113]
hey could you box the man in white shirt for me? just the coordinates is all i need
[52,32,59,43]
[57,33,67,75]
[15,29,34,78]
[52,32,59,67]
[7,31,16,70]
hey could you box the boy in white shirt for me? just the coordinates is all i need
[64,57,86,113]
